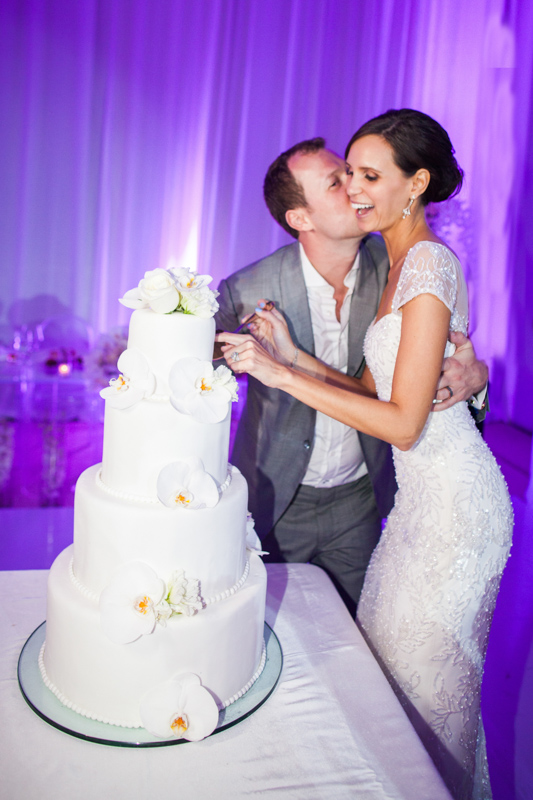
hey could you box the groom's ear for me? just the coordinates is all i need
[286,207,313,234]
[411,169,431,198]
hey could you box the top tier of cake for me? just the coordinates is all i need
[100,309,231,500]
[128,308,214,382]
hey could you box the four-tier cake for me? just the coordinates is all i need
[40,267,267,741]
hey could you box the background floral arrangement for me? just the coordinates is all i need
[42,347,84,373]
[84,328,128,391]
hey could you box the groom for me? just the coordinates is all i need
[215,137,487,616]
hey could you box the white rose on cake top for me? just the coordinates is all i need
[119,267,219,318]
[99,348,156,409]
[120,268,181,314]
[169,358,238,423]
[140,673,219,741]
[157,457,219,510]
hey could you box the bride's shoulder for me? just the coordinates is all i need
[403,240,461,278]
[393,239,463,314]
[406,239,459,263]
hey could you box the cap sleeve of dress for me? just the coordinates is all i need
[392,242,459,316]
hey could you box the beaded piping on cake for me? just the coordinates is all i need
[220,638,267,709]
[68,555,251,608]
[201,558,250,608]
[96,464,233,505]
[38,637,267,728]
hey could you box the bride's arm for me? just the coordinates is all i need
[243,302,377,395]
[218,292,450,451]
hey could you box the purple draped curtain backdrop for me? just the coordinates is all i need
[0,0,532,426]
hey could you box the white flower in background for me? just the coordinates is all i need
[178,284,219,318]
[99,562,168,644]
[140,673,219,741]
[99,348,156,409]
[157,457,219,510]
[169,267,213,293]
[246,512,269,556]
[169,358,238,423]
[166,570,203,616]
[119,268,181,314]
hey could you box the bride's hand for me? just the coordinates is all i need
[245,300,296,366]
[214,331,289,389]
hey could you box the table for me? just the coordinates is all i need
[1,563,452,800]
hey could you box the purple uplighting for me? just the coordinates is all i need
[1,0,532,425]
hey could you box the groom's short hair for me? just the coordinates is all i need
[263,137,326,239]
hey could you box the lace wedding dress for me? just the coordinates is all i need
[358,242,513,800]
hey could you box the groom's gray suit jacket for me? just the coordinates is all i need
[215,234,397,539]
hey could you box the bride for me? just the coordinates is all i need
[217,109,512,799]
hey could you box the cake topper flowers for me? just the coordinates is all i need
[157,457,220,510]
[139,673,219,741]
[119,267,219,318]
[169,267,212,293]
[169,357,238,423]
[99,348,156,409]
[99,561,202,644]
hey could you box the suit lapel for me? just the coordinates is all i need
[347,241,382,375]
[278,243,315,355]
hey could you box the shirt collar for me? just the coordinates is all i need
[299,242,360,291]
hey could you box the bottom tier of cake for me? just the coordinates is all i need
[42,546,267,728]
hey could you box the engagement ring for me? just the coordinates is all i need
[231,351,240,363]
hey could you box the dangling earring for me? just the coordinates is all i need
[402,196,415,220]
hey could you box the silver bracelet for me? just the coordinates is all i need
[291,348,298,368]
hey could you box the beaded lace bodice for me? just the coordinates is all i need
[358,242,512,800]
[369,241,468,402]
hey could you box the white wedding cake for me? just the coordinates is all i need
[40,268,267,741]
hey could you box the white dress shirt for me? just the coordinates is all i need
[299,243,368,488]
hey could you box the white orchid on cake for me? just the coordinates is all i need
[99,348,156,409]
[169,357,238,423]
[157,457,220,510]
[99,561,202,644]
[119,267,219,318]
[99,561,169,644]
[168,267,211,290]
[139,673,219,741]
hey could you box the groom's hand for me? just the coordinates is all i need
[433,332,488,412]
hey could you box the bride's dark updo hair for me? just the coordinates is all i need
[345,109,463,205]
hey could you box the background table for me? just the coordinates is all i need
[1,563,452,800]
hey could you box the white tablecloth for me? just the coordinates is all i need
[1,564,452,800]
